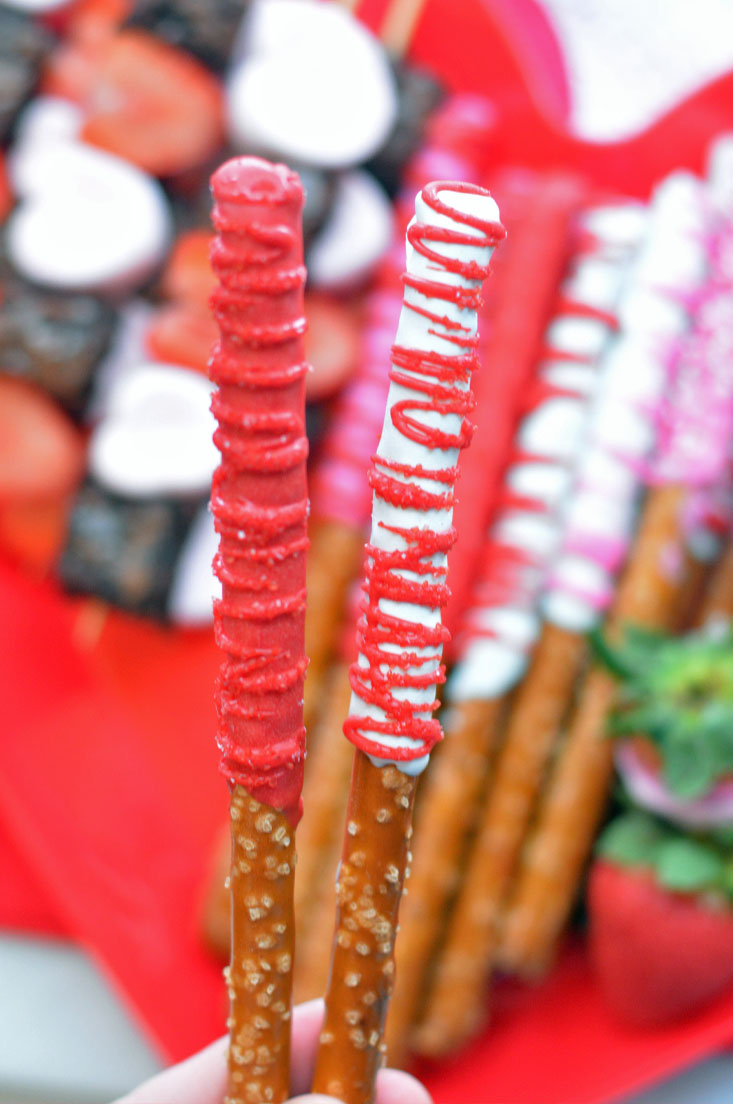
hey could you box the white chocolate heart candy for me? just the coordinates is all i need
[89,362,218,498]
[226,0,397,169]
[6,140,171,294]
[168,504,221,625]
[9,96,83,172]
[307,170,393,290]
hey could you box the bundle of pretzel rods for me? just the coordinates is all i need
[207,132,733,1100]
[209,153,505,1103]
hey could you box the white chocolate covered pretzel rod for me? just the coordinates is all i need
[311,181,503,1104]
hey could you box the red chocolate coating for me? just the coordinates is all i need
[209,157,308,827]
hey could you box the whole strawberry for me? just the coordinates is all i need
[589,812,733,1025]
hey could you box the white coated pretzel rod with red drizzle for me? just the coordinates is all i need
[310,182,503,1104]
[385,198,647,1063]
[209,157,308,1104]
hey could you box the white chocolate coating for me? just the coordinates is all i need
[347,187,500,772]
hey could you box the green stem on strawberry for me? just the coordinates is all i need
[597,810,733,903]
[594,625,733,801]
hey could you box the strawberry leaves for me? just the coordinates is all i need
[597,810,733,902]
[595,625,733,799]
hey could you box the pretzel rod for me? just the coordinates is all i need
[412,621,586,1058]
[311,182,503,1104]
[209,158,308,1104]
[293,661,355,1004]
[497,485,691,976]
[696,540,733,625]
[379,0,429,58]
[674,547,718,630]
[384,695,506,1066]
[304,520,365,732]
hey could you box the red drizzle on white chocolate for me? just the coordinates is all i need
[209,157,309,827]
[344,182,503,765]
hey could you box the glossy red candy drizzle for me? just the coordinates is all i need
[345,182,504,763]
[209,157,308,827]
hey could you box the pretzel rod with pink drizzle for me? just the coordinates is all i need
[310,181,503,1104]
[209,157,308,1104]
[498,170,733,978]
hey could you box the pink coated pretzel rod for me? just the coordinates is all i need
[293,579,365,1004]
[310,182,503,1104]
[650,265,733,623]
[208,157,309,1104]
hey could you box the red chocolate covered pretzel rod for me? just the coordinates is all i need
[311,181,503,1104]
[209,157,308,1104]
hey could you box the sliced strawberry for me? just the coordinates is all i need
[0,499,71,576]
[0,153,12,224]
[0,378,85,502]
[589,858,733,1027]
[145,302,217,374]
[303,293,360,401]
[0,378,84,572]
[160,229,216,309]
[80,30,225,177]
